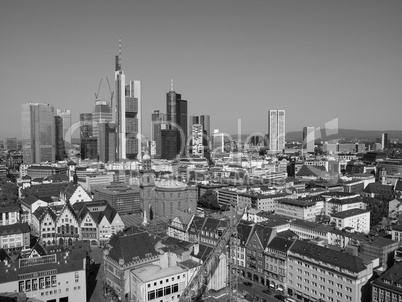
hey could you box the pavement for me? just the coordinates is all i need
[87,246,110,302]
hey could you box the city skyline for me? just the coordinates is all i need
[1,1,402,140]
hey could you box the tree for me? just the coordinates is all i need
[198,190,220,211]
[0,178,19,206]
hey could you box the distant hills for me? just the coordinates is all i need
[231,129,402,143]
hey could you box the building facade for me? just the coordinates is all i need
[21,103,56,164]
[268,110,285,152]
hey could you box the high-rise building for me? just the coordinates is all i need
[189,115,211,147]
[80,113,93,138]
[92,100,112,139]
[81,137,98,160]
[192,124,204,156]
[115,49,126,160]
[125,80,142,160]
[381,133,389,150]
[99,122,117,163]
[5,138,18,151]
[21,103,56,164]
[161,129,178,160]
[166,81,187,157]
[151,110,167,159]
[268,110,285,152]
[55,116,66,161]
[302,126,315,153]
[55,109,71,144]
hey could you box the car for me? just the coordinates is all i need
[274,294,285,301]
[262,289,272,295]
[243,281,253,287]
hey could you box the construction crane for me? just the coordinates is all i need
[179,203,246,302]
[106,76,114,106]
[95,78,102,100]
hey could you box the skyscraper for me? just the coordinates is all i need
[55,109,71,144]
[80,113,93,138]
[99,122,117,163]
[192,124,204,156]
[303,126,315,153]
[92,100,112,139]
[55,115,66,160]
[166,81,187,156]
[189,114,211,150]
[151,110,167,159]
[21,103,56,164]
[268,110,285,152]
[115,41,126,161]
[125,80,142,160]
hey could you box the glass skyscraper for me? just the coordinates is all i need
[21,103,56,164]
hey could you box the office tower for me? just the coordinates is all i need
[161,129,178,160]
[125,80,142,160]
[92,100,112,139]
[200,115,211,145]
[212,129,225,153]
[189,115,211,146]
[81,137,98,160]
[192,124,204,156]
[55,116,66,160]
[55,109,72,144]
[303,126,315,153]
[21,103,56,164]
[115,39,126,160]
[166,80,187,156]
[99,122,117,163]
[5,138,17,150]
[151,110,167,159]
[268,110,285,152]
[80,113,93,138]
[382,133,389,150]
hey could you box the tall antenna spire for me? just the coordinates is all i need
[118,37,122,68]
[171,78,174,91]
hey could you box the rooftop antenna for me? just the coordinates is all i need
[171,78,174,91]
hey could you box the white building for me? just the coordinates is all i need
[330,208,370,233]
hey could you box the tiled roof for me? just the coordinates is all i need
[0,205,20,214]
[31,241,47,256]
[0,249,10,261]
[237,221,254,246]
[395,179,402,192]
[267,236,295,253]
[0,223,30,236]
[290,240,367,273]
[278,198,316,207]
[371,262,402,293]
[0,248,87,284]
[62,183,79,201]
[250,224,275,249]
[191,243,213,261]
[107,232,159,263]
[331,208,370,219]
[363,182,394,194]
[29,183,69,199]
[296,165,328,177]
[21,195,39,207]
[33,206,57,223]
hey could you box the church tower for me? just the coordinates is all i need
[139,165,155,220]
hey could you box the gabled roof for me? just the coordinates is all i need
[108,232,159,263]
[0,223,30,236]
[202,218,228,233]
[0,249,10,261]
[21,195,39,207]
[31,241,47,256]
[189,216,206,235]
[33,206,57,223]
[56,202,79,224]
[267,236,295,253]
[290,240,367,273]
[249,224,275,249]
[191,243,213,261]
[62,183,80,201]
[296,165,328,177]
[92,203,118,224]
[237,221,254,246]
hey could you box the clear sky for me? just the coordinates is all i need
[1,0,401,140]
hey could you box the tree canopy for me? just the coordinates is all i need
[0,178,19,206]
[198,189,220,211]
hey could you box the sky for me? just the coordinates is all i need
[1,0,401,140]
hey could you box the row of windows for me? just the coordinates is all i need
[18,276,57,292]
[296,284,352,301]
[147,284,179,300]
[148,275,186,288]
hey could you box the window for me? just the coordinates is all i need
[39,278,44,289]
[148,290,156,300]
